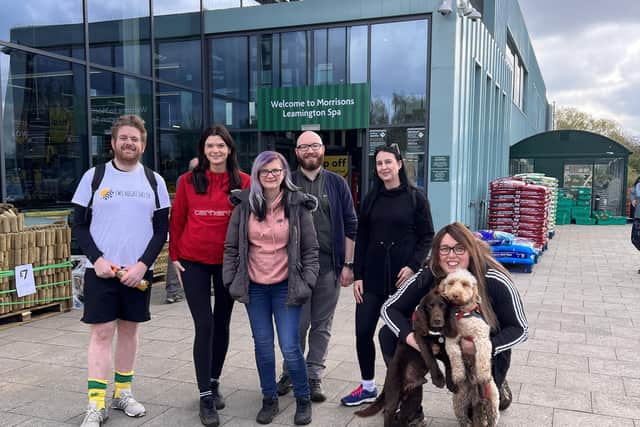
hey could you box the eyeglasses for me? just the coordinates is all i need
[438,245,466,255]
[296,143,323,151]
[258,168,283,178]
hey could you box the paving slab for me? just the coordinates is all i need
[1,224,640,425]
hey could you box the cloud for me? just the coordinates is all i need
[520,0,640,136]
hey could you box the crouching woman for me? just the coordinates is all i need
[379,222,528,415]
[223,151,319,425]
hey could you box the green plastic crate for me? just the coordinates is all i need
[571,206,591,218]
[575,217,596,225]
[596,217,627,225]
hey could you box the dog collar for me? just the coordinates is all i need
[428,330,445,343]
[455,306,484,321]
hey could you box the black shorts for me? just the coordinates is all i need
[81,268,153,324]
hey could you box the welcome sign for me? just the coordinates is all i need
[257,83,370,131]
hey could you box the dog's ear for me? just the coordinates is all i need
[413,305,429,337]
[444,304,459,338]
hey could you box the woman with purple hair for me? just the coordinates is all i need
[223,151,319,425]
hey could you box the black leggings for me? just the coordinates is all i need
[355,292,387,381]
[181,260,234,393]
[378,325,511,389]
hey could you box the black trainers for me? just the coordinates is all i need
[276,373,292,396]
[211,380,225,410]
[199,396,220,427]
[294,398,312,425]
[256,397,279,424]
[309,378,326,402]
[499,379,513,411]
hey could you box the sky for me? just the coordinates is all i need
[519,0,640,137]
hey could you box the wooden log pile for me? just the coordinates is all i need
[0,204,72,316]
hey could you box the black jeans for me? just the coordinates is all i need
[378,325,511,389]
[355,292,387,381]
[181,260,234,392]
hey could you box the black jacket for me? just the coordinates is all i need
[354,185,434,295]
[381,267,529,356]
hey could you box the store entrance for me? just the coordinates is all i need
[261,129,365,210]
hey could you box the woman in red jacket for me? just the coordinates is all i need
[169,125,250,427]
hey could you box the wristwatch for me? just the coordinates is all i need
[343,262,354,269]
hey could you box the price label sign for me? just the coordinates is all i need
[15,264,36,297]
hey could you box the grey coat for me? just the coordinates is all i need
[223,188,320,306]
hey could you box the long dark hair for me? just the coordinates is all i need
[361,144,413,217]
[191,125,242,194]
[428,222,506,332]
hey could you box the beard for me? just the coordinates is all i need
[298,153,324,171]
[114,144,142,163]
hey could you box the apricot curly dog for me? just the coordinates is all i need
[439,269,499,427]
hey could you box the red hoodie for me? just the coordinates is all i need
[169,169,250,265]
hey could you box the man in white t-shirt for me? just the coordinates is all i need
[71,115,170,427]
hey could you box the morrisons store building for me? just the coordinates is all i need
[0,0,550,229]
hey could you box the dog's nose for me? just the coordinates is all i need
[432,318,444,327]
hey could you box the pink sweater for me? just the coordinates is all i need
[247,192,289,284]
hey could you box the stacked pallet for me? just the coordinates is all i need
[488,178,551,251]
[514,173,559,234]
[0,205,72,317]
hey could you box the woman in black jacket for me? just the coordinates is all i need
[379,222,528,419]
[340,144,434,407]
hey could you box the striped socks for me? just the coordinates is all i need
[114,370,134,398]
[88,379,108,410]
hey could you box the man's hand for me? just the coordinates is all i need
[172,260,185,287]
[120,262,148,287]
[94,257,117,279]
[339,266,354,287]
[633,200,638,207]
[395,266,414,288]
[353,279,364,304]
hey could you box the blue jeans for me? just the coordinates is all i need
[246,281,310,400]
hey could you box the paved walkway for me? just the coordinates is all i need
[1,224,640,426]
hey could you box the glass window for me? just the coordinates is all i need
[349,25,368,84]
[232,132,261,173]
[156,84,203,192]
[328,27,347,84]
[0,1,84,58]
[156,39,202,89]
[259,34,279,87]
[371,20,428,125]
[203,0,241,10]
[153,0,200,15]
[90,69,153,166]
[0,49,88,208]
[507,36,526,110]
[313,29,328,85]
[281,31,307,87]
[249,36,258,127]
[211,36,249,128]
[509,158,534,175]
[313,27,346,85]
[88,1,151,76]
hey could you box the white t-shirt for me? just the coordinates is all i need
[72,162,171,267]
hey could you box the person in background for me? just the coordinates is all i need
[276,131,357,402]
[630,176,640,266]
[341,144,434,407]
[223,151,319,425]
[379,222,528,420]
[72,115,170,427]
[165,157,198,304]
[169,127,250,427]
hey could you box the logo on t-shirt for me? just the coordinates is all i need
[99,188,114,200]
